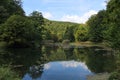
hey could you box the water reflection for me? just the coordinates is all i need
[43,61,93,80]
[86,47,116,73]
[0,48,44,76]
[23,61,93,80]
[23,65,44,80]
[0,45,117,80]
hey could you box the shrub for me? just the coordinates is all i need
[0,66,20,80]
[109,72,120,80]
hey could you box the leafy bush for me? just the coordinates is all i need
[0,15,43,48]
[75,25,89,42]
[0,66,20,80]
[109,72,120,80]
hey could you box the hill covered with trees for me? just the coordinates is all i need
[44,19,80,42]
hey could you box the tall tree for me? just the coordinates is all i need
[29,11,45,42]
[75,25,89,42]
[106,0,120,49]
[63,26,75,42]
[29,11,44,26]
[0,0,24,24]
[87,10,107,42]
[0,15,38,47]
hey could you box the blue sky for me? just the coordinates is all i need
[22,0,106,23]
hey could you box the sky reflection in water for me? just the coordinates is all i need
[23,60,94,80]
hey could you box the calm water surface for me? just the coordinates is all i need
[0,45,116,80]
[23,61,93,80]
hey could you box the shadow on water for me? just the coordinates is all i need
[0,47,45,77]
[0,45,117,80]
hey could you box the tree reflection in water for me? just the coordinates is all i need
[28,65,44,79]
[0,45,117,79]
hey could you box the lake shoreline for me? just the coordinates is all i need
[87,73,110,80]
[70,41,112,50]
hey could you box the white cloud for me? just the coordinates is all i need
[44,61,91,73]
[43,12,53,19]
[61,10,98,23]
[60,61,88,70]
[61,61,79,68]
[44,63,51,70]
[61,15,81,23]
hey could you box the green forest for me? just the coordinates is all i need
[0,0,120,80]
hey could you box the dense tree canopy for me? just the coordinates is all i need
[44,19,79,42]
[29,11,44,26]
[0,15,40,47]
[63,26,75,42]
[87,10,107,42]
[86,0,120,48]
[0,0,24,24]
[106,0,120,49]
[0,0,120,48]
[74,25,89,42]
[0,0,44,48]
[29,11,45,42]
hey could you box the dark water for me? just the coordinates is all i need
[0,45,116,80]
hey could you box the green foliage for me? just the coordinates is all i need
[86,49,116,73]
[44,19,88,42]
[49,48,66,61]
[105,0,120,49]
[74,24,89,41]
[0,6,9,24]
[29,11,45,42]
[42,29,52,40]
[109,72,120,80]
[0,66,20,80]
[87,10,107,42]
[0,15,42,47]
[44,19,79,42]
[63,26,75,42]
[0,0,24,24]
[0,2,44,48]
[105,0,120,78]
[29,11,44,26]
